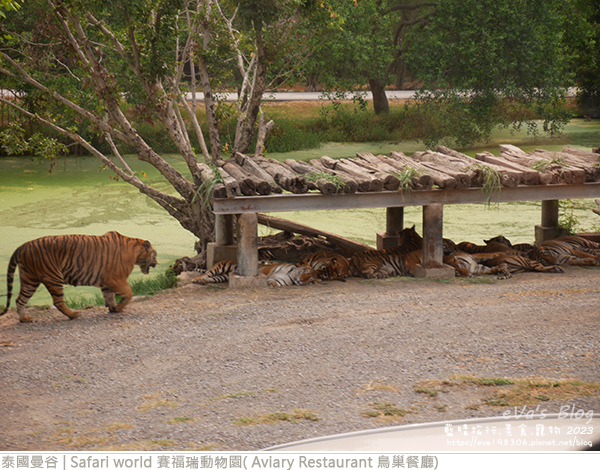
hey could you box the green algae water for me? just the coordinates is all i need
[2,119,600,307]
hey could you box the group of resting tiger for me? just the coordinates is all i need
[193,226,600,287]
[2,228,598,324]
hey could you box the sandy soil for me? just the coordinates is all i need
[1,267,599,451]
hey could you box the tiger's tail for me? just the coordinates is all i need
[1,250,18,316]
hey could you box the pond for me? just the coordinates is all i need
[1,119,600,306]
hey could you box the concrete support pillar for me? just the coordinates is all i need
[535,200,568,242]
[207,214,237,268]
[229,213,267,287]
[415,204,454,279]
[216,214,235,245]
[377,207,404,250]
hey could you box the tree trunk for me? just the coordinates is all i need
[234,30,268,155]
[369,78,389,115]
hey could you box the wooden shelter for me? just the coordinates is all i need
[207,144,600,286]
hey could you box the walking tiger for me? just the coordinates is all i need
[2,232,157,323]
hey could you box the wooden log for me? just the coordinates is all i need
[516,150,582,184]
[234,152,282,194]
[562,146,600,164]
[257,213,372,256]
[315,156,376,192]
[532,149,595,183]
[498,145,560,184]
[254,155,309,194]
[219,160,257,196]
[216,167,242,198]
[470,152,541,185]
[283,159,342,194]
[195,162,227,198]
[284,159,317,175]
[308,159,358,193]
[376,153,434,190]
[388,151,455,189]
[473,152,523,188]
[338,158,386,191]
[412,150,474,188]
[353,153,401,190]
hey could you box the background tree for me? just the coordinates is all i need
[298,0,433,115]
[404,0,573,147]
[569,0,600,117]
[0,0,305,263]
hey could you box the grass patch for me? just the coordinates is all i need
[362,402,411,419]
[415,386,442,398]
[138,393,179,412]
[66,293,105,310]
[414,375,600,408]
[235,409,321,426]
[166,416,195,424]
[360,379,402,393]
[211,388,277,402]
[65,271,178,309]
[482,378,600,407]
[129,270,178,297]
[104,422,134,432]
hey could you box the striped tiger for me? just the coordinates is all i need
[456,240,524,255]
[443,252,511,279]
[298,251,351,281]
[192,259,237,285]
[552,235,600,255]
[349,245,421,279]
[397,225,422,251]
[484,235,534,254]
[530,241,600,267]
[259,263,318,287]
[1,231,157,323]
[481,253,565,274]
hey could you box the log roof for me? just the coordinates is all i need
[206,144,600,199]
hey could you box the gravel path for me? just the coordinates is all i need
[1,267,599,451]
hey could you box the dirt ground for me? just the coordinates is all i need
[1,266,599,451]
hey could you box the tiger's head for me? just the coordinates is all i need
[397,225,422,251]
[137,240,158,274]
[296,265,318,285]
[316,256,350,281]
[485,235,513,247]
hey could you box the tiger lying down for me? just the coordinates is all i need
[193,251,351,287]
[1,232,158,323]
[193,230,600,285]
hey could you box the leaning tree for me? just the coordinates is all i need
[0,0,305,263]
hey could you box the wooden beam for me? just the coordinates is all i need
[257,213,372,255]
[212,183,600,214]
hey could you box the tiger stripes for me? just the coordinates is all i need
[350,245,421,279]
[2,231,157,323]
[192,259,237,285]
[531,241,600,267]
[298,251,351,281]
[260,263,318,287]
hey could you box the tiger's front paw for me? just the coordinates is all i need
[19,315,33,323]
